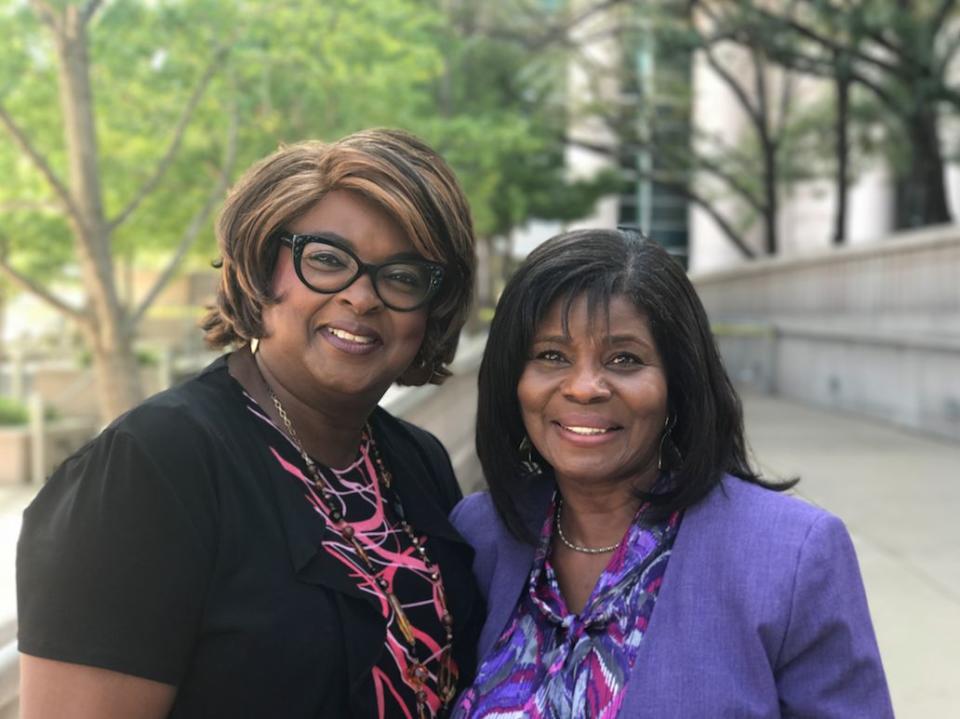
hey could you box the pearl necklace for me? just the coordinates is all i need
[554,497,622,554]
[266,387,457,715]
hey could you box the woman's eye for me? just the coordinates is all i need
[609,353,642,367]
[384,270,422,288]
[534,349,566,363]
[306,252,347,269]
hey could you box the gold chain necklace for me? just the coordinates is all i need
[554,497,622,554]
[266,387,457,715]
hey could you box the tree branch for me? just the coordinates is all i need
[0,257,86,323]
[743,3,904,78]
[130,101,238,326]
[0,200,62,214]
[761,43,902,111]
[28,0,59,29]
[0,104,80,223]
[702,43,766,138]
[694,154,766,214]
[938,28,960,72]
[653,175,756,259]
[476,0,633,52]
[933,0,958,36]
[560,133,756,259]
[107,44,230,234]
[81,0,105,25]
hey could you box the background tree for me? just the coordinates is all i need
[0,0,615,423]
[0,0,238,421]
[712,0,960,229]
[476,0,960,255]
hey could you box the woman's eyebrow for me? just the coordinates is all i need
[298,232,428,263]
[531,334,570,344]
[387,251,428,262]
[298,230,354,249]
[605,336,659,356]
[607,334,650,346]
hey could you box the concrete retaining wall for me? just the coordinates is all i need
[693,224,960,441]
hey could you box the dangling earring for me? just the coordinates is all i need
[518,435,542,476]
[657,414,677,471]
[249,338,260,354]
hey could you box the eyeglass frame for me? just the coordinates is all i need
[276,231,446,312]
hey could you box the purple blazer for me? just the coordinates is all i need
[451,475,894,718]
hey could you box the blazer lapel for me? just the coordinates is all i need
[619,479,726,713]
[478,478,554,659]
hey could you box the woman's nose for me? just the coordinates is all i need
[336,272,383,314]
[561,363,611,403]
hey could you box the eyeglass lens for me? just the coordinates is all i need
[300,240,435,310]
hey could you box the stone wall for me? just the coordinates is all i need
[692,224,960,441]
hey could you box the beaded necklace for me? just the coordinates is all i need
[266,387,457,717]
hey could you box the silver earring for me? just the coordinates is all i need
[250,338,260,354]
[518,435,542,476]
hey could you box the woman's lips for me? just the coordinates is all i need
[552,420,622,444]
[319,325,382,355]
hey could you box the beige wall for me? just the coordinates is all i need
[693,225,960,440]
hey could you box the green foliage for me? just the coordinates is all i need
[0,395,59,425]
[0,0,610,305]
[75,346,161,368]
[0,396,29,426]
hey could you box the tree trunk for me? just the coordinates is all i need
[761,138,778,255]
[832,69,850,245]
[55,6,142,422]
[86,325,144,425]
[895,109,952,229]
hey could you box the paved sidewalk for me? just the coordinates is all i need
[742,391,960,719]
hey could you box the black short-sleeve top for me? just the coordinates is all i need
[16,356,483,718]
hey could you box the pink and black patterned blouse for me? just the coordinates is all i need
[454,494,681,719]
[248,397,455,718]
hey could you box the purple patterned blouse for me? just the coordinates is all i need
[454,494,681,719]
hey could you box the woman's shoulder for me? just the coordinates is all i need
[684,475,855,587]
[87,355,252,462]
[47,357,237,495]
[115,355,235,436]
[450,477,553,551]
[449,491,500,546]
[703,475,840,542]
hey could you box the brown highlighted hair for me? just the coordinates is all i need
[201,129,476,385]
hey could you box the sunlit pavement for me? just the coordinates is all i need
[0,392,957,716]
[742,390,960,718]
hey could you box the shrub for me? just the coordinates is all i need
[0,397,29,426]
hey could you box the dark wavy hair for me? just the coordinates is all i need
[476,227,795,543]
[201,129,476,385]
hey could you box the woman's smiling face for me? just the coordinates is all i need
[517,293,669,491]
[259,189,429,409]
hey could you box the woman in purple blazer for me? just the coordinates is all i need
[450,228,893,718]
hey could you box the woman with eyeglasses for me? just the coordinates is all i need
[17,129,483,719]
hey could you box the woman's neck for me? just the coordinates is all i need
[228,348,372,469]
[554,475,646,550]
